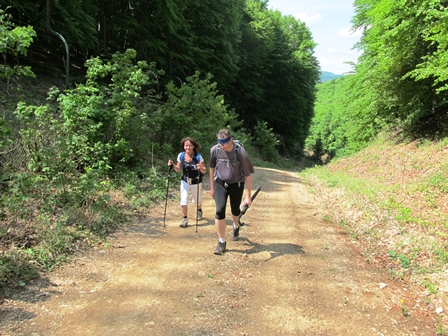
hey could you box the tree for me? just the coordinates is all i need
[352,0,448,135]
[0,7,36,156]
[181,0,244,95]
[231,2,319,154]
[0,7,36,89]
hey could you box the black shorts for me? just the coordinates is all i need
[214,179,244,220]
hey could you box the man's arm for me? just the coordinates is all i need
[244,174,252,207]
[210,167,215,199]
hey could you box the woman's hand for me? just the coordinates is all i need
[167,159,175,171]
[196,163,206,173]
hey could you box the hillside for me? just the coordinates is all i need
[320,71,343,82]
[302,134,448,333]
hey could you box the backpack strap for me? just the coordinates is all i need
[215,141,240,164]
[180,151,201,163]
[233,143,240,163]
[180,151,204,177]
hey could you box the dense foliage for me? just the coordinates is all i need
[0,0,320,154]
[232,3,320,151]
[307,0,448,158]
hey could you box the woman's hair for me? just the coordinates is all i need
[216,129,232,139]
[180,137,201,152]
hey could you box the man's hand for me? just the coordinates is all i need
[244,195,252,208]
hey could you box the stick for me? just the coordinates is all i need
[238,186,262,226]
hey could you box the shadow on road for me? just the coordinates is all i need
[233,238,305,262]
[0,308,36,326]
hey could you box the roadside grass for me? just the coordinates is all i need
[0,167,170,299]
[301,134,448,331]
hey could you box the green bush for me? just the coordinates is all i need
[252,121,279,162]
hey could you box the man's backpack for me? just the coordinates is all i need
[215,140,245,180]
[215,140,243,164]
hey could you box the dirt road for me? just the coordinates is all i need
[0,167,435,335]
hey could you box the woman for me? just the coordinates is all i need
[209,129,255,254]
[168,137,207,228]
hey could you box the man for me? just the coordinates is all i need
[209,129,255,255]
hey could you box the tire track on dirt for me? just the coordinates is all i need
[237,168,326,335]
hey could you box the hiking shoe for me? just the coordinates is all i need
[197,209,203,220]
[232,226,240,241]
[179,217,188,228]
[213,241,226,255]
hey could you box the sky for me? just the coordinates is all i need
[267,0,362,74]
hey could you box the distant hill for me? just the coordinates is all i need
[320,71,343,82]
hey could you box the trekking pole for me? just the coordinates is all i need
[238,185,262,226]
[196,179,199,233]
[163,159,174,229]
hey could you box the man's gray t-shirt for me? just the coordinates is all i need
[209,144,255,184]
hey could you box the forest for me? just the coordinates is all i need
[307,0,448,159]
[0,0,319,154]
[1,0,448,298]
